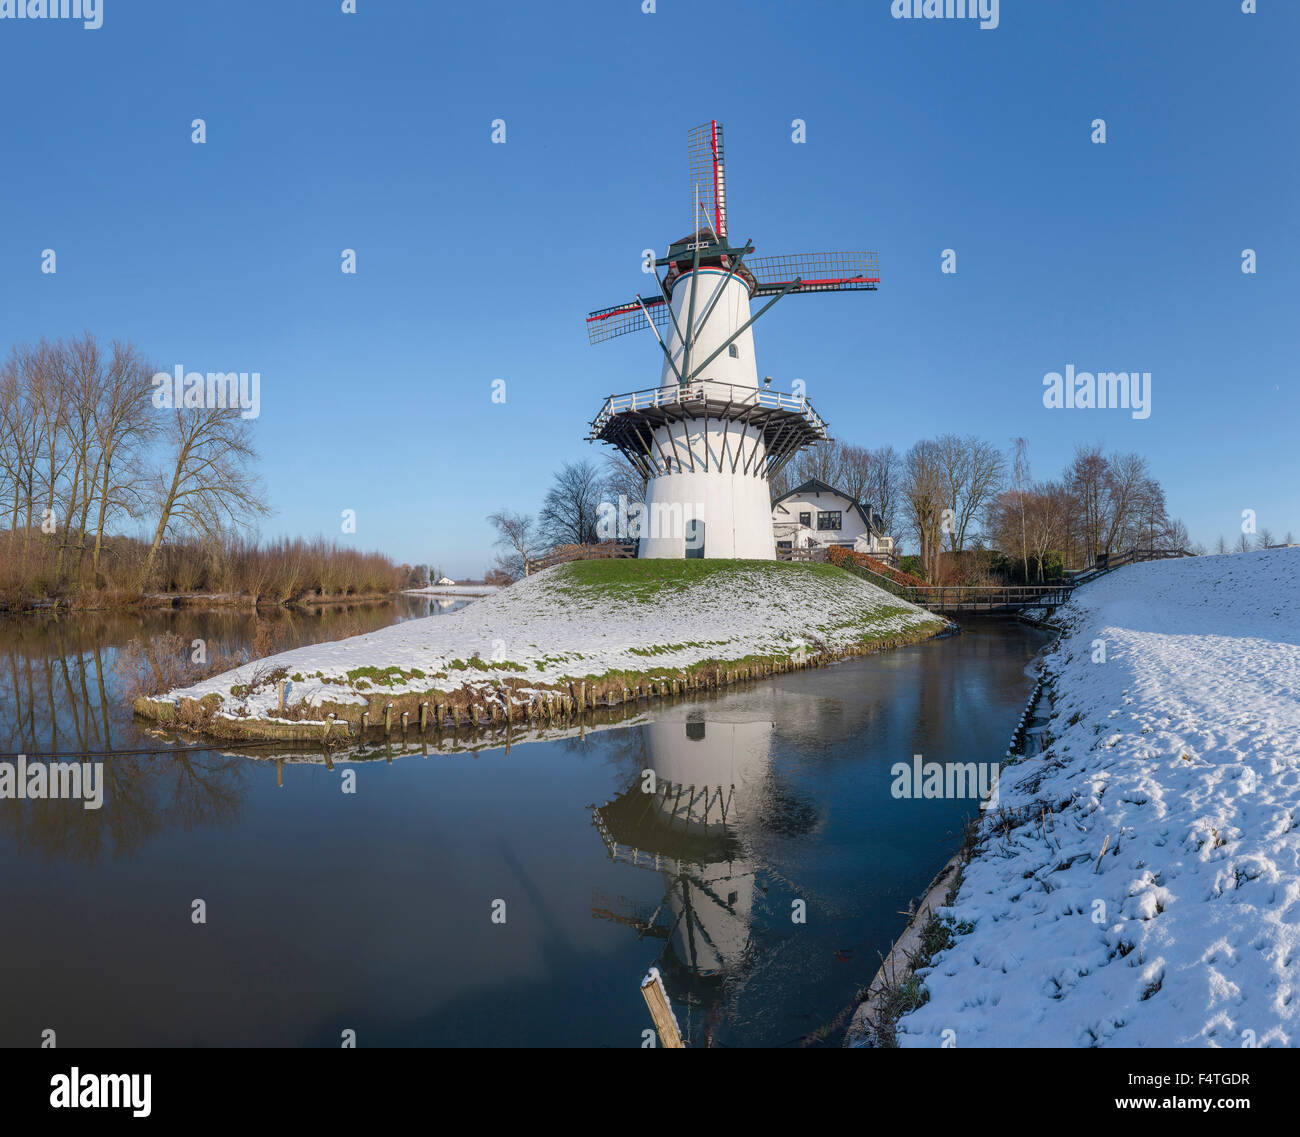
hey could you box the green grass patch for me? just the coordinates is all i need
[548,557,852,601]
[344,664,432,687]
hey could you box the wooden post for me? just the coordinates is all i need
[384,703,393,735]
[419,702,428,732]
[640,968,684,1048]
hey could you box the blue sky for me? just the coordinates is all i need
[1,0,1295,576]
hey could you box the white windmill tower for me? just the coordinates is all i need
[586,120,879,559]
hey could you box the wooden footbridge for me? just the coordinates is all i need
[838,547,1196,615]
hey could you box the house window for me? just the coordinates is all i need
[817,510,842,531]
[798,511,811,527]
[776,540,792,552]
[728,344,739,358]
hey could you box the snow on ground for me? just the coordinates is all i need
[156,560,941,722]
[896,548,1300,1048]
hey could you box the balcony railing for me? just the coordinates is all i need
[589,380,826,437]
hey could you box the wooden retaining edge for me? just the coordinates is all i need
[131,621,955,744]
[844,849,965,1048]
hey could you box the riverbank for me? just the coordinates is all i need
[2,589,398,614]
[402,584,501,597]
[133,559,949,741]
[853,547,1300,1048]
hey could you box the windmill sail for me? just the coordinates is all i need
[688,121,727,239]
[585,296,673,345]
[746,251,880,295]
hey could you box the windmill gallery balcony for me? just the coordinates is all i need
[587,379,830,481]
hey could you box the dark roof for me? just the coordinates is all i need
[772,478,883,534]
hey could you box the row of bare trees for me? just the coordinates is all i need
[0,334,402,604]
[982,442,1189,582]
[0,333,266,600]
[485,432,1194,586]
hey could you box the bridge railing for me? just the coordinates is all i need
[904,584,1076,610]
[524,542,637,576]
[1066,546,1196,583]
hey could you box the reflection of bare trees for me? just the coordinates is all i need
[1,616,118,754]
[0,752,249,864]
[0,603,421,864]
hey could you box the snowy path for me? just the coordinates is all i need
[896,548,1300,1048]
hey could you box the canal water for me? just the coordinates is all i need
[0,601,1050,1048]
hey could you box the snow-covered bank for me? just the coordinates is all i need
[889,548,1300,1048]
[136,559,945,739]
[402,584,500,597]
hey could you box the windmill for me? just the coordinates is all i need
[590,714,821,1043]
[585,120,879,559]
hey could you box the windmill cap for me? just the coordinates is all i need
[663,229,757,297]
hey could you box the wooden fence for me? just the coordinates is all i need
[524,542,637,576]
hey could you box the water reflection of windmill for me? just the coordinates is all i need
[591,713,818,1027]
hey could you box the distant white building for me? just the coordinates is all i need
[435,575,456,586]
[772,478,896,562]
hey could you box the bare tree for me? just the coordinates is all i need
[1011,436,1030,581]
[1024,481,1069,582]
[936,434,1004,553]
[901,439,944,579]
[1066,444,1108,564]
[836,443,872,503]
[90,340,157,583]
[140,405,267,588]
[1257,528,1274,550]
[538,459,601,548]
[789,440,846,489]
[1237,531,1251,553]
[1216,534,1227,554]
[600,453,648,507]
[865,444,900,535]
[487,509,540,580]
[1166,517,1191,552]
[1101,452,1150,553]
[0,345,42,572]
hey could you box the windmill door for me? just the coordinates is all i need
[685,520,705,558]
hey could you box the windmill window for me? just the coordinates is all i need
[817,511,842,531]
[728,344,739,358]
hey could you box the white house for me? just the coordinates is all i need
[435,575,456,586]
[771,478,896,562]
